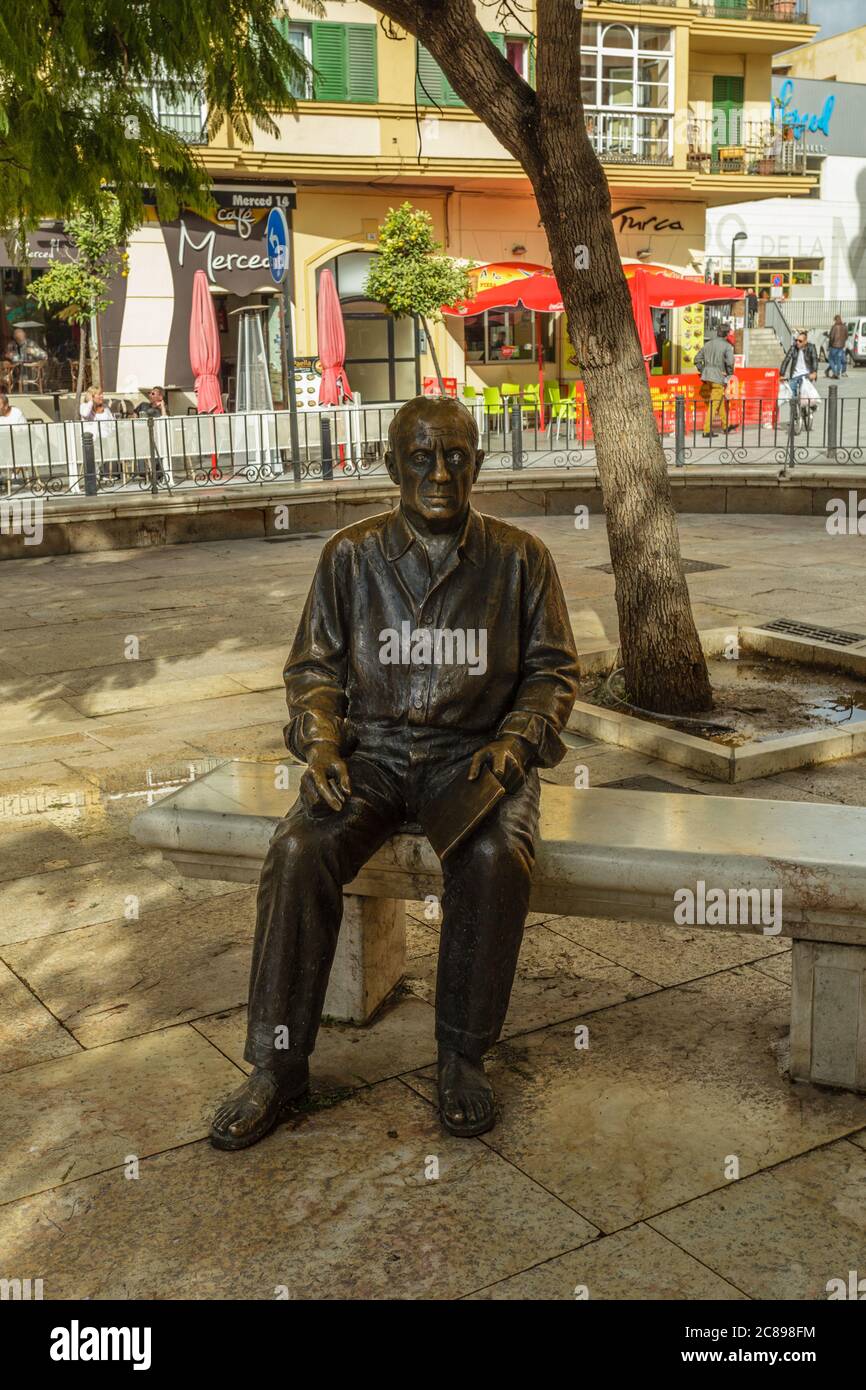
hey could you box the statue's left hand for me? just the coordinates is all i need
[468,735,531,793]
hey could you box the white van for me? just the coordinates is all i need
[846,318,866,366]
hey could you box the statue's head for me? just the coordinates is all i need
[385,396,484,533]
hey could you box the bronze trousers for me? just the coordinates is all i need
[244,729,540,1069]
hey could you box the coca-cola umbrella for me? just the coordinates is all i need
[317,268,352,406]
[189,269,224,414]
[442,263,562,428]
[623,264,745,360]
[444,261,746,425]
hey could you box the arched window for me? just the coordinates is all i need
[317,252,419,402]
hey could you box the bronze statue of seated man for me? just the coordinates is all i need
[211,395,578,1150]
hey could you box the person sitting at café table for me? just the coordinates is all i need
[134,386,168,418]
[10,326,47,363]
[0,392,26,424]
[80,389,114,424]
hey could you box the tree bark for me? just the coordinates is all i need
[420,313,444,391]
[75,321,87,409]
[368,0,712,714]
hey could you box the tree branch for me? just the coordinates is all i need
[367,0,541,177]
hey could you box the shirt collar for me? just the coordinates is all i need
[382,506,486,568]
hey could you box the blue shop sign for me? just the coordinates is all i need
[773,79,835,141]
[266,206,290,286]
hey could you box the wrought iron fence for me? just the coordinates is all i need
[687,119,810,175]
[1,393,863,500]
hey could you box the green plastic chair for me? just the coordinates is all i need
[461,384,477,400]
[500,382,520,398]
[521,383,541,428]
[482,385,504,432]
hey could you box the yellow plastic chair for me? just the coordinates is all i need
[482,385,504,432]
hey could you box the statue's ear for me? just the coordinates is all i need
[473,449,485,480]
[385,450,400,487]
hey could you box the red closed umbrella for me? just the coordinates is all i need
[317,269,352,405]
[189,269,224,414]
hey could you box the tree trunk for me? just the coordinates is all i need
[74,321,87,409]
[368,0,712,715]
[420,314,445,391]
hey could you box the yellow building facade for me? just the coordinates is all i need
[112,1,819,399]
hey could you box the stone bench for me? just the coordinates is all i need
[131,760,866,1094]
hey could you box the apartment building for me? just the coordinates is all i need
[101,0,819,399]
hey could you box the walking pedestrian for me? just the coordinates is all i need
[826,315,848,379]
[695,324,734,437]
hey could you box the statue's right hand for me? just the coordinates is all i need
[301,745,351,815]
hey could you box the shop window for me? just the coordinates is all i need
[464,310,556,365]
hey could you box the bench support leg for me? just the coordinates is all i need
[790,939,866,1091]
[322,895,406,1025]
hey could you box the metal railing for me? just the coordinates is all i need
[690,2,810,20]
[2,393,864,501]
[687,119,811,175]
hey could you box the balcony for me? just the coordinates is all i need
[144,84,208,144]
[585,112,674,166]
[690,1,809,19]
[687,119,813,175]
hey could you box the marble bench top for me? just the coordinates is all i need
[131,760,866,939]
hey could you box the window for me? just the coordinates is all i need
[147,83,207,143]
[417,32,532,107]
[506,38,530,79]
[282,23,313,99]
[318,253,419,402]
[580,22,673,163]
[464,310,556,365]
[285,22,378,104]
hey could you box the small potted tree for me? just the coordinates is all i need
[364,202,472,393]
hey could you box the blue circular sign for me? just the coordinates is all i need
[266,206,290,286]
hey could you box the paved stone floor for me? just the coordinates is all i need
[2,513,866,1300]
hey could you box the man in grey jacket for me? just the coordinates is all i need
[695,325,734,437]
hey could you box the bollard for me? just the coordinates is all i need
[827,383,838,462]
[321,414,334,481]
[674,395,686,468]
[510,398,523,470]
[82,429,98,497]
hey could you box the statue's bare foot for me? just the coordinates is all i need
[437,1047,496,1138]
[210,1063,309,1152]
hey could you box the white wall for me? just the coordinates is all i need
[706,156,866,300]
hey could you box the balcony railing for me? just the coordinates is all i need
[689,2,809,20]
[586,112,674,166]
[608,1,809,17]
[687,119,813,174]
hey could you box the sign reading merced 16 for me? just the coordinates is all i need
[266,206,290,285]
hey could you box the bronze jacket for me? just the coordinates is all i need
[283,506,579,769]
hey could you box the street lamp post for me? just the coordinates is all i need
[730,231,748,292]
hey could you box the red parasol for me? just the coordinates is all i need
[624,264,745,360]
[317,268,352,405]
[189,269,224,414]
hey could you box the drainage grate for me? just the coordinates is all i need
[592,559,726,576]
[758,618,866,647]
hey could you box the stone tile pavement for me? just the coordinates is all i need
[2,515,866,1300]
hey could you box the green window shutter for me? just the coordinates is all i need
[415,43,464,107]
[312,22,348,101]
[712,74,744,155]
[488,32,506,54]
[346,24,378,103]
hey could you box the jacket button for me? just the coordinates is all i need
[413,695,423,709]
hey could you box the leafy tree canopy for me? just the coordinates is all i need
[0,0,321,246]
[364,203,473,321]
[30,191,124,324]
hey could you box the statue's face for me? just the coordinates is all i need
[386,401,483,531]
